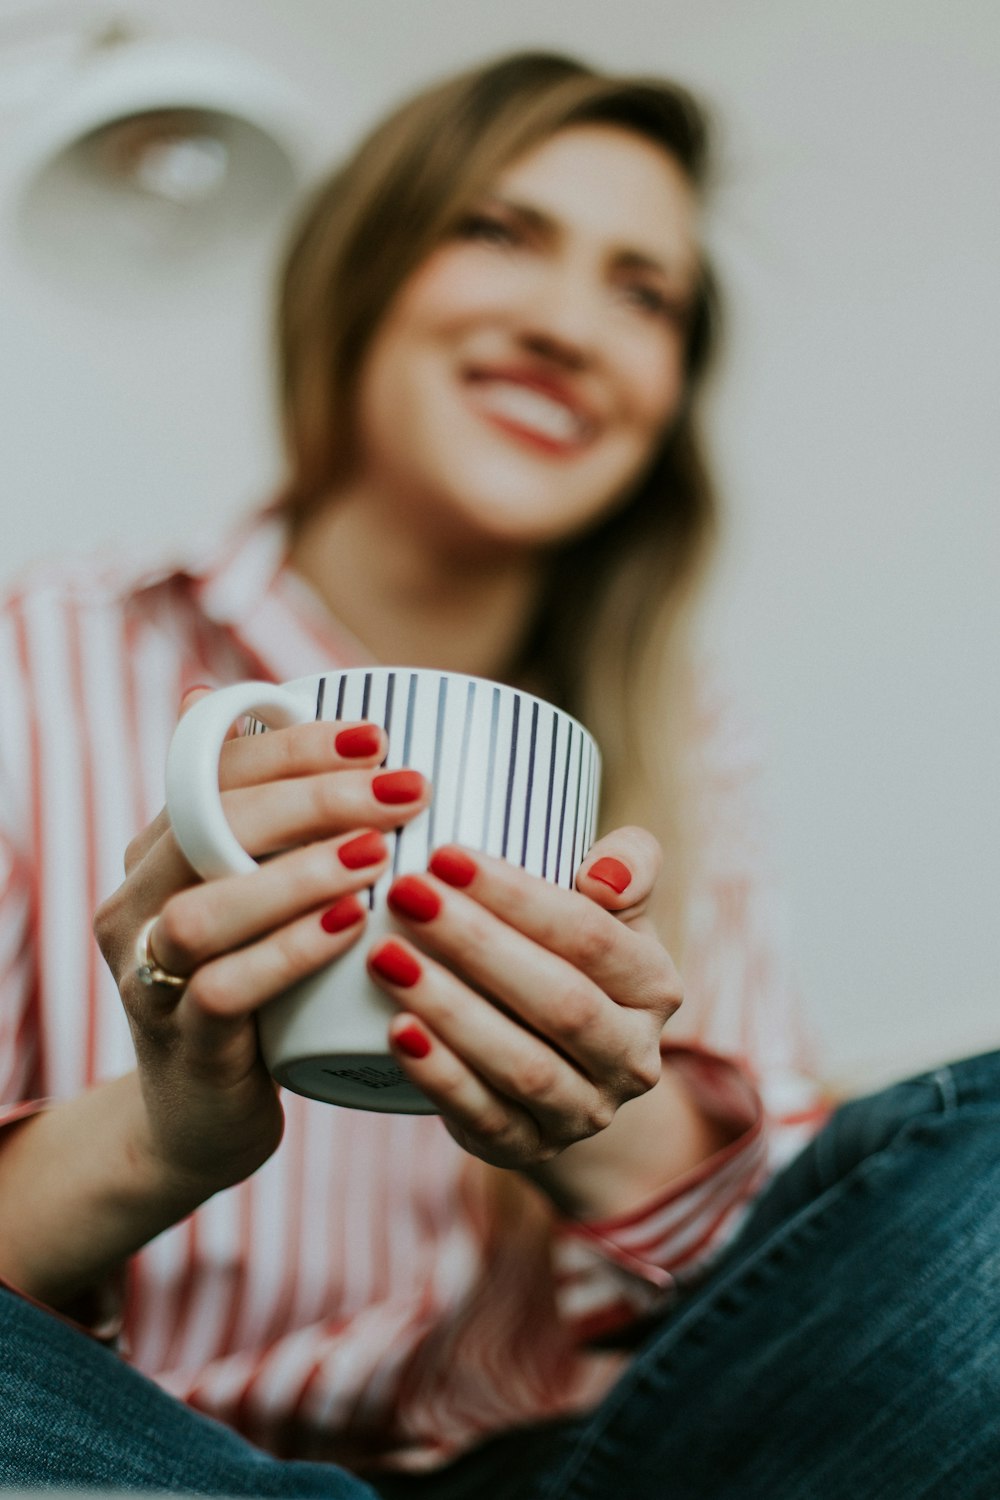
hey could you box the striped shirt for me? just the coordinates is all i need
[0,512,826,1474]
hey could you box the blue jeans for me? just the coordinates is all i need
[3,1050,999,1498]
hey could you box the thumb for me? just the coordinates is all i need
[576,825,662,927]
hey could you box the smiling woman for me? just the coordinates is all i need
[1,45,998,1500]
[339,126,697,552]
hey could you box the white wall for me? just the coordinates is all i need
[1,0,997,1088]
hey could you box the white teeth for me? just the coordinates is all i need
[472,381,585,443]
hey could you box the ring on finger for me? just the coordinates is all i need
[134,917,188,991]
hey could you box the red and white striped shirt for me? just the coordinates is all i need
[0,512,826,1474]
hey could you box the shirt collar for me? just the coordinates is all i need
[133,506,375,679]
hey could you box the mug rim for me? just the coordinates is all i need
[278,665,599,749]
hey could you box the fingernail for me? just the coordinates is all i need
[320,895,365,933]
[338,830,388,869]
[587,857,632,893]
[393,1021,432,1059]
[372,770,425,805]
[370,940,422,987]
[335,723,382,758]
[387,874,441,923]
[428,847,477,888]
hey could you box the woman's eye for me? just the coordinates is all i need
[625,283,690,326]
[455,212,519,247]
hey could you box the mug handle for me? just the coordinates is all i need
[166,681,313,879]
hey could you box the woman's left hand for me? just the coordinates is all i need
[368,828,681,1169]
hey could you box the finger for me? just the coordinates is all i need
[371,941,605,1156]
[218,766,430,857]
[124,807,173,876]
[148,828,389,977]
[386,1012,548,1167]
[575,826,662,922]
[169,893,370,1023]
[424,847,681,1017]
[384,875,654,1083]
[217,721,387,791]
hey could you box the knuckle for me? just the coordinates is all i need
[513,1051,560,1102]
[156,897,202,960]
[92,892,119,951]
[183,967,228,1018]
[571,917,616,971]
[554,983,601,1044]
[622,1043,664,1094]
[271,921,316,977]
[311,771,348,824]
[294,842,340,891]
[123,832,145,873]
[580,1094,617,1136]
[473,1108,524,1154]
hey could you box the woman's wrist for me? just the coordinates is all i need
[0,1072,213,1311]
[521,1058,737,1222]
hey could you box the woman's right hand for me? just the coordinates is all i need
[93,698,430,1204]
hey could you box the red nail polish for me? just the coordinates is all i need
[394,1021,431,1059]
[320,895,365,933]
[387,874,441,922]
[370,940,421,987]
[335,723,382,758]
[588,857,632,894]
[372,770,425,804]
[338,830,388,869]
[428,847,477,888]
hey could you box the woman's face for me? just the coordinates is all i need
[352,122,701,554]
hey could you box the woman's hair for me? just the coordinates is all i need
[276,51,724,949]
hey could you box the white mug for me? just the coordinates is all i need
[166,667,601,1113]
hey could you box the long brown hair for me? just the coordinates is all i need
[276,51,724,949]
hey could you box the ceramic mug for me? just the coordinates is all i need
[166,666,601,1113]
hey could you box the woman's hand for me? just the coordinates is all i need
[369,828,682,1173]
[93,705,430,1201]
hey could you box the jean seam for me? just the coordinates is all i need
[929,1064,959,1116]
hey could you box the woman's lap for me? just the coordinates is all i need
[3,1050,999,1500]
[534,1047,1000,1500]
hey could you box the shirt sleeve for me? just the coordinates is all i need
[0,599,121,1344]
[0,588,41,1116]
[550,672,830,1342]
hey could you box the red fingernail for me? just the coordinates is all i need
[335,723,382,758]
[372,770,425,805]
[320,895,365,933]
[338,830,388,869]
[393,1021,431,1059]
[428,847,477,888]
[387,874,441,922]
[588,857,632,893]
[370,940,422,987]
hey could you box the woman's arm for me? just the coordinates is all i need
[0,713,429,1314]
[0,1073,204,1312]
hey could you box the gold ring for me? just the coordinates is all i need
[134,917,187,991]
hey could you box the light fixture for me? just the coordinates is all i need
[3,18,315,289]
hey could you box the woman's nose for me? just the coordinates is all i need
[514,265,605,368]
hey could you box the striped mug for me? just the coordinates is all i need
[166,667,601,1112]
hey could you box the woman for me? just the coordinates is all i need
[1,50,997,1500]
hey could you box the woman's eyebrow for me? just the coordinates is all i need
[484,192,697,284]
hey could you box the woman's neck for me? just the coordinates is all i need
[285,490,545,684]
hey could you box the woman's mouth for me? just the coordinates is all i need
[463,374,595,455]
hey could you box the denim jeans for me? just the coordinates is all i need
[2,1050,999,1499]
